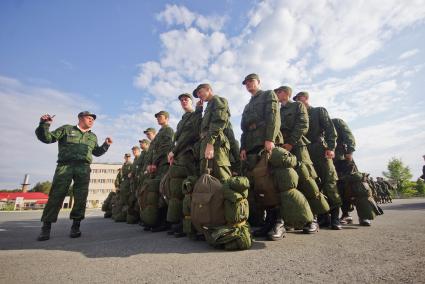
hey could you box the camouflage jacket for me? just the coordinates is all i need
[121,161,133,181]
[332,118,356,160]
[240,90,282,152]
[35,123,109,164]
[114,170,121,188]
[280,101,310,147]
[200,95,230,147]
[306,106,337,151]
[172,107,202,157]
[147,125,174,167]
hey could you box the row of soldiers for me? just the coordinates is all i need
[102,73,383,248]
[368,177,393,204]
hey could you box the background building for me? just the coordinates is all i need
[87,163,121,208]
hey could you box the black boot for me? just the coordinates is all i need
[267,220,285,241]
[303,217,319,234]
[340,211,353,224]
[173,222,186,238]
[359,219,371,226]
[253,209,274,238]
[330,208,342,230]
[37,222,51,241]
[317,213,330,227]
[70,220,82,238]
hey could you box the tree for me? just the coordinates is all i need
[31,181,52,194]
[383,157,413,193]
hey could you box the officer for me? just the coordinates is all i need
[294,92,342,230]
[146,111,174,232]
[193,83,232,182]
[239,73,285,240]
[35,111,112,241]
[167,93,202,237]
[274,86,329,233]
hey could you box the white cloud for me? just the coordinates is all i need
[399,48,420,60]
[132,1,425,180]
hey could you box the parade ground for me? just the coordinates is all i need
[1,198,424,283]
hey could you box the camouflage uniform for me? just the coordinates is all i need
[147,125,174,179]
[332,118,357,214]
[126,153,142,224]
[280,101,330,216]
[199,95,232,182]
[114,160,132,222]
[240,88,282,233]
[101,191,116,218]
[35,123,109,223]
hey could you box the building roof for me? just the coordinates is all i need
[0,192,49,200]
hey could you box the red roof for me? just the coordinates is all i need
[0,192,49,201]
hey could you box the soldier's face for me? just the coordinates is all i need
[245,79,259,93]
[197,87,212,101]
[180,97,192,111]
[276,90,290,103]
[140,142,148,150]
[145,132,155,140]
[79,115,94,129]
[124,156,131,162]
[132,148,140,156]
[156,115,168,125]
[296,95,308,105]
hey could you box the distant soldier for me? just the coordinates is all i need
[275,86,329,233]
[146,111,174,232]
[167,93,202,237]
[239,73,285,240]
[294,92,342,230]
[126,146,142,224]
[193,83,232,182]
[137,138,151,184]
[332,118,357,223]
[35,111,112,241]
[113,153,133,222]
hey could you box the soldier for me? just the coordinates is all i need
[126,146,142,224]
[101,191,116,218]
[193,83,232,182]
[421,155,425,180]
[113,153,133,222]
[138,139,151,182]
[35,111,112,241]
[294,92,342,230]
[274,86,329,233]
[167,93,202,237]
[146,111,174,232]
[239,73,285,240]
[331,118,357,223]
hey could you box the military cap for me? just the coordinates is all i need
[242,73,260,85]
[178,93,193,101]
[78,111,97,120]
[293,91,309,101]
[274,86,292,95]
[154,110,169,118]
[138,138,150,144]
[143,127,156,134]
[131,145,140,150]
[124,153,131,157]
[192,83,211,98]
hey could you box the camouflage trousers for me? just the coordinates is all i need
[308,142,341,209]
[41,163,90,223]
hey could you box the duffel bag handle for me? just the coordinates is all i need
[204,158,213,175]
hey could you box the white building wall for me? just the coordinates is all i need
[87,163,121,208]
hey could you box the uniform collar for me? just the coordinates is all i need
[76,124,91,133]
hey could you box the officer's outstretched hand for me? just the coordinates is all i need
[40,114,55,124]
[105,137,113,145]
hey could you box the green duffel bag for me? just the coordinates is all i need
[307,192,330,215]
[182,193,191,217]
[269,147,298,169]
[169,178,185,199]
[205,223,252,251]
[224,199,249,225]
[169,164,188,179]
[140,178,161,226]
[167,198,183,223]
[226,176,250,195]
[182,176,198,195]
[280,188,314,228]
[251,152,280,208]
[272,168,299,192]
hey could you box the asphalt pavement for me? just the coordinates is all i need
[0,198,424,283]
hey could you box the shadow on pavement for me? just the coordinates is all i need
[381,200,425,211]
[0,216,266,258]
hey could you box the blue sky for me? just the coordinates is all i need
[1,0,424,188]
